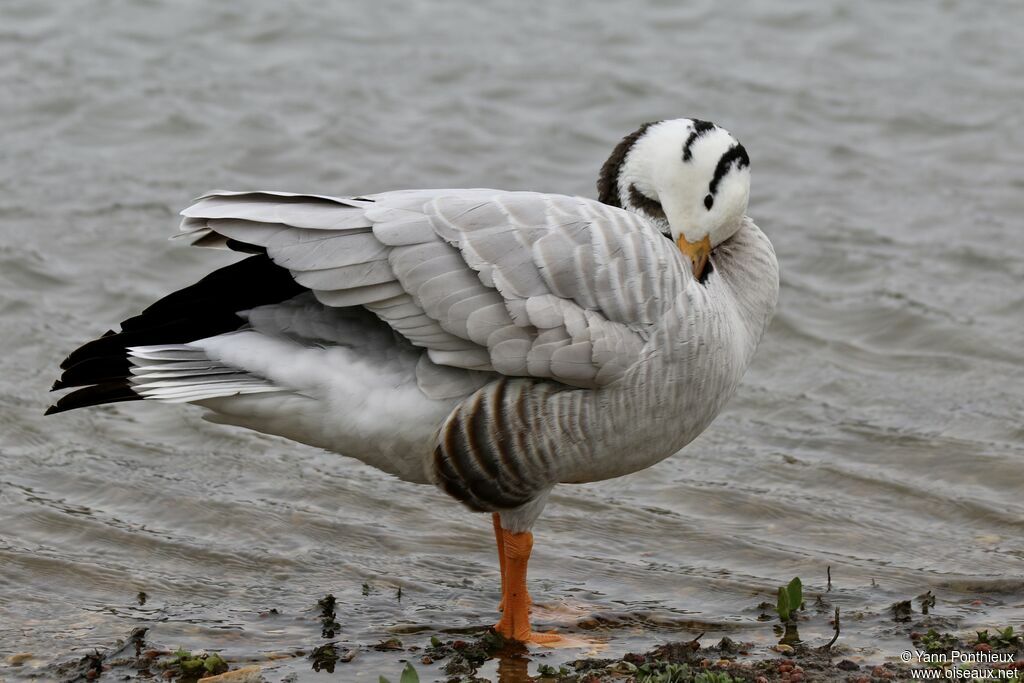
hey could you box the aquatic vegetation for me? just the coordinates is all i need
[775,577,803,623]
[912,628,960,654]
[634,662,740,683]
[317,593,340,638]
[918,590,936,615]
[890,599,913,622]
[417,630,510,678]
[536,662,572,678]
[310,642,340,672]
[973,626,1022,649]
[636,662,692,682]
[379,661,419,683]
[773,577,804,645]
[167,649,228,679]
[692,672,741,683]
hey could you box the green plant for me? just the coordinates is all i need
[310,643,337,673]
[974,626,1022,649]
[776,577,803,622]
[168,650,228,679]
[914,628,958,654]
[636,662,692,682]
[635,664,739,683]
[379,662,419,683]
[694,672,739,683]
[537,663,572,677]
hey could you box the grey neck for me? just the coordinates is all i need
[553,219,779,483]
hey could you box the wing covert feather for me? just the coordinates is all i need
[180,189,688,388]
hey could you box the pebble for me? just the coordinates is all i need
[871,665,896,679]
[263,652,293,661]
[774,644,795,654]
[202,665,263,683]
[6,653,33,666]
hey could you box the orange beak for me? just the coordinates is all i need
[676,234,712,279]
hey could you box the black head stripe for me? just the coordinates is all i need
[627,183,666,221]
[682,119,716,162]
[597,121,660,207]
[708,143,750,196]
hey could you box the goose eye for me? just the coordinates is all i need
[704,194,714,210]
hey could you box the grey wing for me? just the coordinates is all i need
[179,188,689,389]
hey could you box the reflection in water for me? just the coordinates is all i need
[494,644,532,683]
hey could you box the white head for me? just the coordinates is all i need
[597,119,751,278]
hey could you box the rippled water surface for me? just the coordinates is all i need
[2,0,1023,680]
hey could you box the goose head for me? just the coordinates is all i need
[597,118,751,279]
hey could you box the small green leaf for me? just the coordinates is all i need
[776,586,790,622]
[399,662,420,683]
[787,577,803,613]
[379,677,391,683]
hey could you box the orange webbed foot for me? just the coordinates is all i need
[521,630,566,646]
[491,621,586,648]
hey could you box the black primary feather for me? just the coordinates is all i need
[47,254,306,415]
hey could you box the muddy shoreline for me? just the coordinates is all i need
[13,591,1022,683]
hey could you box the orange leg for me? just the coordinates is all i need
[493,514,532,612]
[492,527,561,644]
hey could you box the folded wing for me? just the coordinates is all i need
[179,188,689,389]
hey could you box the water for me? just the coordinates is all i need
[1,0,1022,680]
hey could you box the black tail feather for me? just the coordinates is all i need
[47,254,307,415]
